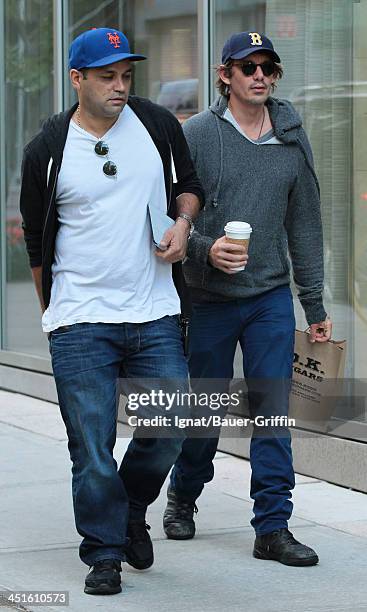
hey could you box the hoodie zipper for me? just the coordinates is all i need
[41,163,59,257]
[168,144,173,213]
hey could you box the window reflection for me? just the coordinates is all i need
[66,0,199,121]
[214,0,367,432]
[4,0,54,355]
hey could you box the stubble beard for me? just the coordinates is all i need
[83,94,126,120]
[102,99,127,117]
[247,88,271,106]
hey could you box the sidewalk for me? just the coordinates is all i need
[0,388,367,612]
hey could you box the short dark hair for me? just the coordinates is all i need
[215,59,283,97]
[79,68,89,79]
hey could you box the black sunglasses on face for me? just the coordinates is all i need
[94,140,117,177]
[236,60,275,77]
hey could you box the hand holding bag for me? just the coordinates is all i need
[289,329,346,432]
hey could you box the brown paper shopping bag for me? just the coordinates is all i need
[289,330,346,432]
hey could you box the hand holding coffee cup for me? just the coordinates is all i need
[208,221,251,274]
[224,221,252,272]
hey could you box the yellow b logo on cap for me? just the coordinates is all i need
[249,33,263,46]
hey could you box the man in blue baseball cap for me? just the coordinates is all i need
[164,31,332,567]
[68,27,147,69]
[20,27,204,595]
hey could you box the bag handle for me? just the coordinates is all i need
[296,328,345,348]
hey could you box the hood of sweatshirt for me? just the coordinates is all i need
[208,95,318,204]
[40,103,78,166]
[209,95,303,144]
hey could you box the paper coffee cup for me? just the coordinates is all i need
[224,221,252,272]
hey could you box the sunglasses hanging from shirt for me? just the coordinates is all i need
[75,105,118,177]
[94,141,118,177]
[236,60,275,77]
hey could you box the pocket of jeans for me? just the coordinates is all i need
[49,324,84,372]
[52,323,87,335]
[50,324,86,344]
[51,325,72,335]
[161,314,181,328]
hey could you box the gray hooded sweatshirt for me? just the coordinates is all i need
[183,95,327,325]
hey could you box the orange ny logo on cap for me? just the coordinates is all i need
[249,32,263,46]
[107,32,121,48]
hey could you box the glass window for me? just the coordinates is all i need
[3,0,54,356]
[66,0,198,122]
[352,0,367,381]
[1,0,200,358]
[213,0,366,432]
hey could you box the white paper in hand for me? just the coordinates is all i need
[147,202,175,250]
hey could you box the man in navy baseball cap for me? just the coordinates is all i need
[221,31,281,64]
[163,26,330,573]
[69,27,146,69]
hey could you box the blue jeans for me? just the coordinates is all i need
[50,316,188,565]
[170,286,296,535]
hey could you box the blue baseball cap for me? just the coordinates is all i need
[222,31,281,64]
[69,27,146,70]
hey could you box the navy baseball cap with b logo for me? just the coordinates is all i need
[221,31,281,64]
[69,27,146,70]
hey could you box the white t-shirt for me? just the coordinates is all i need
[42,105,180,332]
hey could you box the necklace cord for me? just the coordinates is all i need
[258,106,265,140]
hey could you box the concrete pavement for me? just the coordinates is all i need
[0,389,367,612]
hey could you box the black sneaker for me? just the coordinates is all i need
[253,528,319,567]
[163,486,198,540]
[125,521,154,570]
[84,559,122,595]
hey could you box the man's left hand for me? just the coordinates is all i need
[155,218,190,263]
[309,317,332,343]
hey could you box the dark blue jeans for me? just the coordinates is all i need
[170,286,296,535]
[50,316,188,565]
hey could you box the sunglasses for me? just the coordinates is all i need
[94,140,117,177]
[236,60,275,77]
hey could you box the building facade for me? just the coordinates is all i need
[1,0,366,488]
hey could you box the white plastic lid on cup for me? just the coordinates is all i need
[224,221,252,239]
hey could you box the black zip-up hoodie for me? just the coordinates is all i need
[20,96,204,318]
